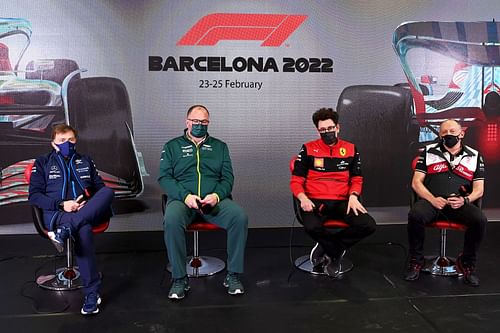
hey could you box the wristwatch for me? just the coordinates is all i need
[463,196,470,205]
[58,201,64,210]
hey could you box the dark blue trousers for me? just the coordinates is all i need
[57,187,114,295]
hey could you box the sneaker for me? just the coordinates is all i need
[223,272,244,295]
[323,250,346,278]
[81,292,101,315]
[168,276,190,299]
[456,254,480,287]
[310,243,326,267]
[404,259,423,281]
[47,226,71,253]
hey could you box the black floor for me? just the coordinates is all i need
[1,224,500,333]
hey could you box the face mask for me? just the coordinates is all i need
[441,134,460,148]
[191,124,208,138]
[56,141,76,158]
[320,131,338,145]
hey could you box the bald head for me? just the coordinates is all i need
[439,119,464,150]
[187,105,209,118]
[440,119,462,133]
[439,119,463,137]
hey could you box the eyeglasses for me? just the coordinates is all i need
[188,119,209,125]
[318,125,337,134]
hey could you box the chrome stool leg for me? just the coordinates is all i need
[36,237,83,290]
[422,229,462,276]
[167,231,225,277]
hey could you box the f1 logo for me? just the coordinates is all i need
[177,13,307,47]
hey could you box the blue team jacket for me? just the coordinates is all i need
[28,150,106,230]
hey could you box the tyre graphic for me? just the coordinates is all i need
[67,77,142,197]
[337,85,413,206]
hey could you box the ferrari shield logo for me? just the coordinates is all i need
[314,158,324,168]
[340,148,346,156]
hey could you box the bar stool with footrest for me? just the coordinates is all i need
[421,221,467,276]
[410,156,480,277]
[25,162,109,290]
[161,194,225,277]
[290,157,353,275]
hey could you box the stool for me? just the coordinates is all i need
[32,205,109,290]
[421,221,466,276]
[289,156,353,276]
[294,219,353,275]
[162,194,225,277]
[410,156,476,277]
[26,162,109,290]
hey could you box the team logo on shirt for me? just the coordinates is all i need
[314,158,324,168]
[339,148,346,156]
[201,144,213,151]
[429,162,448,173]
[48,165,61,179]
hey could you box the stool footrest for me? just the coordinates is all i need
[167,256,225,278]
[422,255,463,276]
[36,267,83,291]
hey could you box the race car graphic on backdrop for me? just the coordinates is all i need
[337,21,500,207]
[0,18,144,212]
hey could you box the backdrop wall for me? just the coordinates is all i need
[1,0,499,232]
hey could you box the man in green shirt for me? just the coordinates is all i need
[159,105,248,299]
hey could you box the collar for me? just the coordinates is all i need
[428,142,473,168]
[436,142,473,158]
[317,137,341,149]
[51,150,80,159]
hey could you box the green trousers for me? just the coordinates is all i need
[163,198,248,279]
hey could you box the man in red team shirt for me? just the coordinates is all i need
[290,108,376,277]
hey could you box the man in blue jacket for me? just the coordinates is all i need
[29,124,114,315]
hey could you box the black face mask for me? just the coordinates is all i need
[320,131,338,145]
[441,134,460,148]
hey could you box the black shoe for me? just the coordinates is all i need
[323,250,346,278]
[456,254,480,287]
[404,259,422,281]
[309,243,326,267]
[312,264,324,274]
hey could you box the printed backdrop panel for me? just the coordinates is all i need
[1,0,498,231]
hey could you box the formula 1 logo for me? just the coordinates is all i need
[177,13,307,47]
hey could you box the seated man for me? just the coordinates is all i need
[290,108,376,277]
[159,104,248,300]
[29,124,114,314]
[405,119,487,286]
